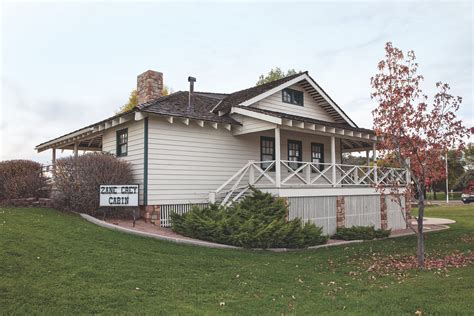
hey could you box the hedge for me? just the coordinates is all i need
[53,153,134,217]
[0,160,48,201]
[171,188,328,249]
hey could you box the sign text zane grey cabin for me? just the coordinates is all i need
[99,185,139,207]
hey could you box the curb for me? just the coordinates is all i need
[80,214,452,252]
[80,213,239,250]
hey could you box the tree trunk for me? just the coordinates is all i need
[417,185,425,269]
[432,188,437,200]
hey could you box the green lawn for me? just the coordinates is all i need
[1,205,473,315]
[425,191,462,201]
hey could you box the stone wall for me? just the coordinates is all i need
[1,197,54,208]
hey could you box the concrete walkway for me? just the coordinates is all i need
[80,214,452,251]
[411,217,456,226]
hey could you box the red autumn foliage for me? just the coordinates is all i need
[370,42,471,269]
[365,251,474,275]
[371,43,471,189]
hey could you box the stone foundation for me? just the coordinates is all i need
[380,195,388,229]
[140,205,161,226]
[336,196,346,228]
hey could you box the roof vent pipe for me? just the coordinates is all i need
[187,76,196,113]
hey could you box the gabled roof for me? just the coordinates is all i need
[212,72,357,127]
[212,72,305,113]
[138,91,239,125]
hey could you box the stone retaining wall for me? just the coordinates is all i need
[1,197,54,208]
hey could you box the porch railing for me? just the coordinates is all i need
[210,160,409,206]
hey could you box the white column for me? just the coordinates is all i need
[331,136,336,186]
[275,127,281,188]
[52,148,56,171]
[373,142,378,184]
[74,143,79,158]
[366,150,370,166]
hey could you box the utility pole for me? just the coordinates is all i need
[445,152,449,204]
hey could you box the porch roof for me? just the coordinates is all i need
[234,106,374,135]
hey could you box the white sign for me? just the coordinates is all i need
[100,185,139,207]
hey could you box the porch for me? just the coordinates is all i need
[210,160,409,205]
[210,119,409,205]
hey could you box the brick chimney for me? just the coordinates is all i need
[137,70,163,104]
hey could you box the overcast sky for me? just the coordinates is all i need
[1,1,472,163]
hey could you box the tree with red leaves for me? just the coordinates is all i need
[371,42,471,269]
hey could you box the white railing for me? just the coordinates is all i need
[211,160,409,206]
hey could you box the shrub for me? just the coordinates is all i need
[171,189,328,249]
[333,226,391,241]
[0,160,48,200]
[54,153,134,217]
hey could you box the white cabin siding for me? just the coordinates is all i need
[253,84,335,122]
[146,117,342,204]
[232,114,276,135]
[147,117,260,204]
[102,120,145,203]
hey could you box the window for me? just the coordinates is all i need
[282,88,304,106]
[260,136,275,171]
[311,143,324,172]
[116,128,128,157]
[288,140,302,170]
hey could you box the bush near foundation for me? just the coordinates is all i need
[333,226,391,241]
[171,188,328,249]
[54,153,134,217]
[0,160,48,201]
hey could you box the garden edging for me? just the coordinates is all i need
[80,213,451,252]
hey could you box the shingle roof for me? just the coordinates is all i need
[212,72,306,112]
[234,106,374,134]
[138,91,240,125]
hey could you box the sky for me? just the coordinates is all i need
[1,0,472,163]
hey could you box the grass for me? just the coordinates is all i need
[425,191,462,201]
[1,205,473,315]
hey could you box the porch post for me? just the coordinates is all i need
[331,136,336,187]
[373,142,378,184]
[73,143,79,158]
[366,150,370,166]
[275,127,281,188]
[52,148,56,172]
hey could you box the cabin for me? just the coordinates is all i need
[35,70,410,234]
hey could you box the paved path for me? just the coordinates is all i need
[411,217,456,226]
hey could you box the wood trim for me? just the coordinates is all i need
[231,107,282,124]
[143,117,149,206]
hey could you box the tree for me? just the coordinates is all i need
[430,149,466,198]
[118,86,172,113]
[256,67,300,86]
[119,90,139,113]
[341,153,367,165]
[453,170,474,191]
[371,42,470,269]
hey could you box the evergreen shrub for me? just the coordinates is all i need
[171,188,328,249]
[333,225,391,241]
